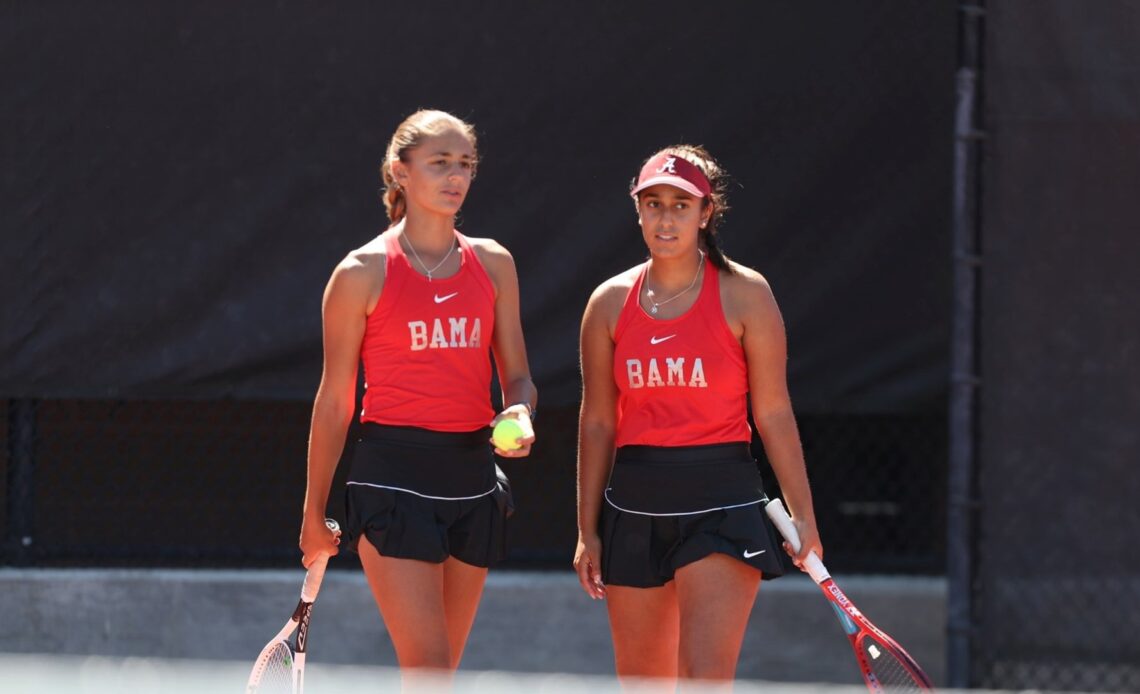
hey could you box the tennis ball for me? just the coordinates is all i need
[492,418,527,451]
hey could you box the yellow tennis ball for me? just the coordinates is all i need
[492,418,526,451]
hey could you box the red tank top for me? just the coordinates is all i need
[613,259,752,447]
[360,229,496,432]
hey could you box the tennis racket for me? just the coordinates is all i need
[765,499,934,692]
[246,518,340,694]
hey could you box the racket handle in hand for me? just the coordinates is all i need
[301,518,340,602]
[764,499,830,584]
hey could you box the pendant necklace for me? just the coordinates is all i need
[646,251,704,315]
[404,232,456,281]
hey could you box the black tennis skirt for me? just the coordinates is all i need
[343,423,512,568]
[600,442,785,587]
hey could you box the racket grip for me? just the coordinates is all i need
[301,554,329,602]
[764,499,831,584]
[301,518,340,602]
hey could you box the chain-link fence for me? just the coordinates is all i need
[2,398,946,574]
[3,399,309,566]
[974,575,1140,692]
[971,412,1140,693]
[7,397,1140,692]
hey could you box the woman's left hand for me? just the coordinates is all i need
[489,404,535,458]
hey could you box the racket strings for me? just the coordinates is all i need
[249,641,295,694]
[862,636,924,692]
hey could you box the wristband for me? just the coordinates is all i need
[510,402,535,422]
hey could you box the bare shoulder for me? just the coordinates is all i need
[344,233,387,267]
[720,261,784,337]
[340,235,386,278]
[585,266,641,323]
[722,260,778,311]
[465,235,515,270]
[327,234,386,302]
[464,236,518,302]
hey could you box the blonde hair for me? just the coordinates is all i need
[380,110,478,224]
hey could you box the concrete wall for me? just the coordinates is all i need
[0,569,945,686]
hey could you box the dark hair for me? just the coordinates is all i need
[380,110,478,224]
[634,144,734,273]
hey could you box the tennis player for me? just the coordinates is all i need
[574,145,822,683]
[300,109,537,679]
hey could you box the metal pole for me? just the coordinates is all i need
[948,2,985,688]
[5,399,38,565]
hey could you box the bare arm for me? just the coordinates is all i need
[299,253,378,567]
[732,269,823,566]
[477,239,537,457]
[573,280,624,599]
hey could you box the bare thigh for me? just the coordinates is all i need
[441,555,488,668]
[673,553,762,681]
[606,582,680,683]
[358,537,486,670]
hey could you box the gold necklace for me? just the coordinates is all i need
[645,251,704,315]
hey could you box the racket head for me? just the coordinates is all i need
[820,579,934,692]
[246,639,297,694]
[854,629,934,692]
[766,497,933,691]
[248,517,339,693]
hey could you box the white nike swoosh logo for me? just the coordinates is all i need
[649,334,676,345]
[433,292,459,304]
[743,549,766,558]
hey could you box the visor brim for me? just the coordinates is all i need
[630,175,708,199]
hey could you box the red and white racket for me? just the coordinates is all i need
[246,518,340,694]
[765,499,934,692]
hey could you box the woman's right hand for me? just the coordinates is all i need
[573,532,606,600]
[299,515,340,568]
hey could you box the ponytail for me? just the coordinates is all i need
[701,227,731,273]
[381,161,406,224]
